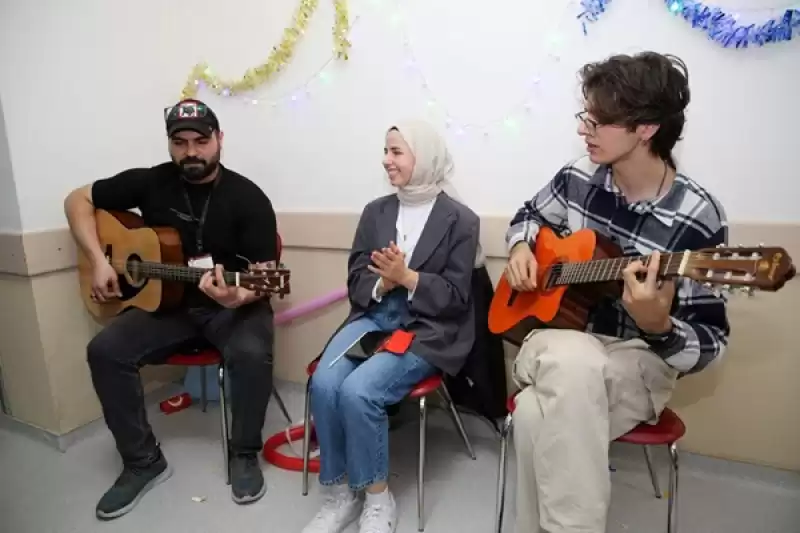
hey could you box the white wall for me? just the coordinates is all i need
[0,96,22,233]
[0,0,797,231]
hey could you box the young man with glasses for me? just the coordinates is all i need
[503,52,730,533]
[64,99,277,518]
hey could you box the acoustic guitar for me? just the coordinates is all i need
[77,209,291,320]
[488,226,795,344]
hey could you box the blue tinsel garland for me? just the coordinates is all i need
[578,0,800,48]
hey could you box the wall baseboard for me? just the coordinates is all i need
[0,382,184,453]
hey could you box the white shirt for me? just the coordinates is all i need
[372,199,436,302]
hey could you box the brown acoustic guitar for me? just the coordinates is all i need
[488,226,796,345]
[77,209,291,321]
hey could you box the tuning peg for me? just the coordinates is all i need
[746,287,756,297]
[759,243,764,248]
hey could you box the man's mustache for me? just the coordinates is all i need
[180,157,206,167]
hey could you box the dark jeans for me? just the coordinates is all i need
[87,302,274,468]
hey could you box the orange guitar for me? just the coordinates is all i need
[488,226,795,343]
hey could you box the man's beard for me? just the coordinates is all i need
[175,153,220,182]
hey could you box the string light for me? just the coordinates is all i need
[391,0,579,140]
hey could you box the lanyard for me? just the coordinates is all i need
[181,174,220,253]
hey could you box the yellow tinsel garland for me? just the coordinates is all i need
[180,0,350,100]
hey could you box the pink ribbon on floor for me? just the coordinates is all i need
[274,287,348,326]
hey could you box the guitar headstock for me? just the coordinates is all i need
[241,264,291,298]
[685,245,795,295]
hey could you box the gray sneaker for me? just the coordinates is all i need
[95,456,172,520]
[230,454,266,504]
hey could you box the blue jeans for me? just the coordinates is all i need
[310,293,436,490]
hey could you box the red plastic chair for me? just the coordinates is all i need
[494,390,685,533]
[300,356,476,532]
[163,233,290,485]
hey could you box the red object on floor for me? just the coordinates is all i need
[160,392,192,414]
[262,425,320,472]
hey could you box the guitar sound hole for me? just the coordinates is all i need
[124,254,147,289]
[535,264,558,291]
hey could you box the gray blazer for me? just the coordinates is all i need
[344,192,480,375]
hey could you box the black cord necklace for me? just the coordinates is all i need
[654,161,668,199]
[614,161,669,202]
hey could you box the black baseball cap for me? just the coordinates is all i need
[164,99,220,137]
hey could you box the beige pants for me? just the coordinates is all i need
[512,329,678,533]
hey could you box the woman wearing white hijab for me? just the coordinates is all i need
[302,121,481,533]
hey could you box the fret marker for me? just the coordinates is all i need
[677,250,690,276]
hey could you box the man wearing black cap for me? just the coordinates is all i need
[64,99,277,518]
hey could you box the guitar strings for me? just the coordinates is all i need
[106,260,285,282]
[548,252,689,286]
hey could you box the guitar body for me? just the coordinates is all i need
[488,227,622,344]
[78,210,184,321]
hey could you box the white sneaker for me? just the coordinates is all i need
[358,490,397,533]
[302,485,362,533]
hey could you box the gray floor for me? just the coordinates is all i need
[1,381,799,533]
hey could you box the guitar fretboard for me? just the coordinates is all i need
[551,252,688,286]
[123,261,240,285]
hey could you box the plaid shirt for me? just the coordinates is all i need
[506,156,730,374]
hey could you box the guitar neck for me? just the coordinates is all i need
[552,252,687,286]
[123,261,240,286]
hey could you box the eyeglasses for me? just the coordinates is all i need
[575,110,600,135]
[164,101,209,121]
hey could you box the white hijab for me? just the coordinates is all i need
[389,120,486,267]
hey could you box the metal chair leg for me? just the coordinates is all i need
[667,443,679,533]
[201,365,208,412]
[418,396,428,532]
[218,365,231,485]
[437,382,476,460]
[302,378,312,496]
[643,445,662,498]
[273,388,292,425]
[494,413,513,533]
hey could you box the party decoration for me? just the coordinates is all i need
[180,0,350,99]
[578,0,612,35]
[665,1,799,48]
[579,0,799,48]
[333,0,352,59]
[274,287,348,325]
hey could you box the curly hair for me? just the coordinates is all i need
[579,52,690,169]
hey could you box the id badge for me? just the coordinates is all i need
[188,255,214,269]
